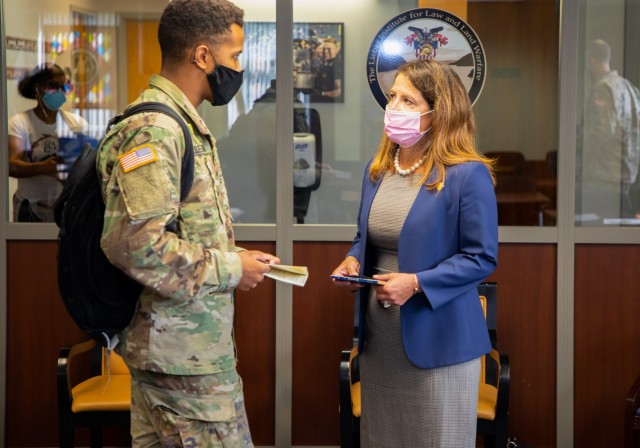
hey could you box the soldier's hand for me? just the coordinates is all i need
[245,250,280,266]
[237,250,279,291]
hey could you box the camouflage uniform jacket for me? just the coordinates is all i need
[97,75,243,375]
[583,70,640,186]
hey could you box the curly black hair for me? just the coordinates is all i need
[158,0,244,65]
[17,63,66,100]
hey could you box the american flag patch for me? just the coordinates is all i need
[119,144,158,173]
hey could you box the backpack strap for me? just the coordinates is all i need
[110,102,194,202]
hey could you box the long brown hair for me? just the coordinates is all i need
[369,59,494,188]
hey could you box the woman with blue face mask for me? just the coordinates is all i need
[331,59,498,447]
[8,63,88,222]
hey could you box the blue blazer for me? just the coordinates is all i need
[347,161,498,368]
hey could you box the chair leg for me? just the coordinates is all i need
[59,415,74,448]
[353,424,360,448]
[495,429,508,448]
[339,414,353,448]
[484,434,497,448]
[90,426,104,448]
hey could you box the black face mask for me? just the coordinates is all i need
[207,64,244,106]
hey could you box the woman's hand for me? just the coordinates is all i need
[372,272,420,307]
[40,156,63,176]
[330,256,363,292]
[8,135,61,178]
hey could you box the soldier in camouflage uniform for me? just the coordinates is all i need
[97,1,279,446]
[581,39,640,220]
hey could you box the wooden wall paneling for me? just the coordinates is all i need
[6,241,130,446]
[291,242,356,445]
[574,245,640,448]
[234,242,277,446]
[487,244,557,447]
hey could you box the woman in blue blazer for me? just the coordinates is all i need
[331,60,497,447]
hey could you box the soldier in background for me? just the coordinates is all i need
[580,39,640,221]
[97,0,279,445]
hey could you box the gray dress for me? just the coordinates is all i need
[359,172,481,448]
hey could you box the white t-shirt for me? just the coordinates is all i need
[8,109,88,219]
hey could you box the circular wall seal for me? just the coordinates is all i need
[366,8,486,108]
[71,48,99,86]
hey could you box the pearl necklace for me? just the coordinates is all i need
[394,148,427,176]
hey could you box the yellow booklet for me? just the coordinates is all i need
[264,263,309,287]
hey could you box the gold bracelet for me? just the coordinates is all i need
[413,274,420,293]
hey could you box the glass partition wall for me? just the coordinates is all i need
[3,0,565,229]
[4,1,640,231]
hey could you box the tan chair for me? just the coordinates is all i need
[475,283,511,447]
[57,339,131,447]
[339,282,510,448]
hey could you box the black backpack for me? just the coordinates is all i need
[54,102,194,347]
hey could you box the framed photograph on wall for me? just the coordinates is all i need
[240,22,344,109]
[293,22,344,103]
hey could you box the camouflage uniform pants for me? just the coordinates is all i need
[129,367,254,447]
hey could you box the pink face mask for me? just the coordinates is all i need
[384,108,432,147]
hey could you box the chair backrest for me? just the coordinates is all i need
[479,295,487,317]
[478,295,488,387]
[476,282,498,349]
[477,293,501,393]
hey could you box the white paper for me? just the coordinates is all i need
[264,264,309,287]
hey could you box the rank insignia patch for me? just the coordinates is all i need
[119,144,158,173]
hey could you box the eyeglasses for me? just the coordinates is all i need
[44,80,74,94]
